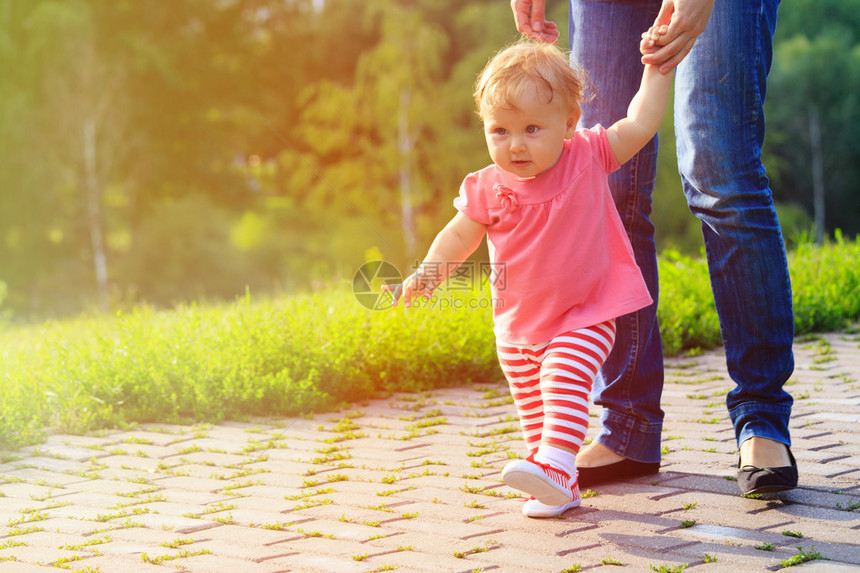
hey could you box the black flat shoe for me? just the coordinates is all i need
[737,447,798,495]
[577,459,660,488]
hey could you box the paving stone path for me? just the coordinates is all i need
[1,330,859,572]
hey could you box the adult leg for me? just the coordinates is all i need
[674,0,795,465]
[570,0,665,472]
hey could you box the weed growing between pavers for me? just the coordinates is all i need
[89,517,146,534]
[780,546,828,568]
[836,498,860,511]
[182,501,236,519]
[362,502,395,513]
[7,525,45,536]
[95,506,151,522]
[376,486,415,497]
[453,538,499,559]
[212,513,235,525]
[49,555,91,568]
[649,564,687,573]
[260,521,295,530]
[60,535,112,553]
[292,496,334,510]
[461,482,484,495]
[160,537,194,549]
[141,548,213,565]
[296,528,334,538]
[116,486,160,498]
[7,509,50,527]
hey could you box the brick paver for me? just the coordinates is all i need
[1,330,859,572]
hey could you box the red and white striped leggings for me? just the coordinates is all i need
[496,320,616,455]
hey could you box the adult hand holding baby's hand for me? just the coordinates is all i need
[640,25,669,56]
[641,0,715,73]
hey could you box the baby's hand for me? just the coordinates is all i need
[640,24,668,55]
[381,282,404,307]
[382,273,437,308]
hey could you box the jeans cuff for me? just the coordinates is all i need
[595,409,663,464]
[731,402,792,448]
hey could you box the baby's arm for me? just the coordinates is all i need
[387,212,487,307]
[605,63,673,166]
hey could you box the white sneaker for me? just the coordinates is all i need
[522,483,581,518]
[502,456,573,506]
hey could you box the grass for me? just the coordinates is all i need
[1,237,858,449]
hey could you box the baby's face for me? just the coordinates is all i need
[482,88,577,178]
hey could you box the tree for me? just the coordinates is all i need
[36,1,127,311]
[288,0,451,267]
[765,28,860,238]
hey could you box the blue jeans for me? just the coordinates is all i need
[570,0,794,462]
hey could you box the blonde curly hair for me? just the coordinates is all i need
[474,40,590,121]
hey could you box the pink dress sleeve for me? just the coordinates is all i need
[453,171,494,225]
[585,125,621,175]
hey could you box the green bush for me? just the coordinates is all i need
[657,250,721,356]
[656,233,860,354]
[0,238,857,449]
[0,288,498,449]
[790,231,860,333]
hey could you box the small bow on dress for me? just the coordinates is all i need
[494,182,518,213]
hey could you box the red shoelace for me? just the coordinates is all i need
[526,454,571,488]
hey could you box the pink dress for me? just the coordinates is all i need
[454,125,653,344]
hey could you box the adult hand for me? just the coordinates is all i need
[641,0,715,73]
[511,0,560,44]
